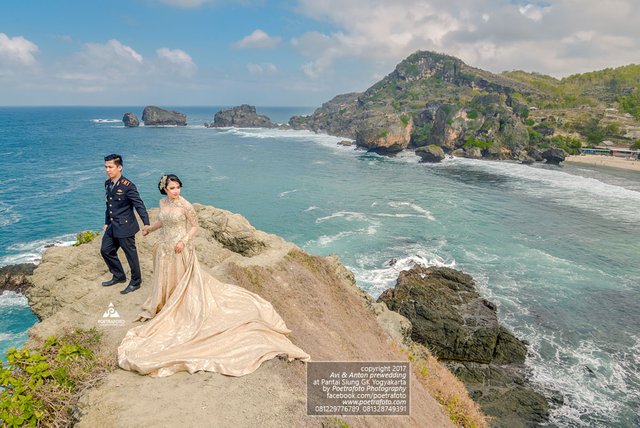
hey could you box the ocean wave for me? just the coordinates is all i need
[91,118,121,123]
[311,224,378,247]
[385,201,436,221]
[0,201,21,227]
[349,249,455,298]
[315,211,370,223]
[523,327,639,427]
[304,206,319,212]
[443,158,640,223]
[0,234,76,267]
[213,127,352,147]
[0,291,29,308]
[279,189,301,198]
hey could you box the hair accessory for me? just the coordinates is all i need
[160,175,168,190]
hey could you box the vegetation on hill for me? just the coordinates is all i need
[290,50,640,158]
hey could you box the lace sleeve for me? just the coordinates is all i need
[180,197,198,243]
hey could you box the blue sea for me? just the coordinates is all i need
[1,107,639,426]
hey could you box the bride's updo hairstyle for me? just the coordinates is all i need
[158,174,182,195]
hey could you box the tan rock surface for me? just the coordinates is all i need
[26,204,454,427]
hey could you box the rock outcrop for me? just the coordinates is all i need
[142,106,187,126]
[23,205,469,427]
[122,113,140,127]
[208,105,275,128]
[416,144,445,162]
[542,148,567,165]
[378,265,549,427]
[0,263,35,294]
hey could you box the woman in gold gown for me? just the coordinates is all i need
[118,174,310,377]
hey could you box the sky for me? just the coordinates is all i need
[1,0,639,106]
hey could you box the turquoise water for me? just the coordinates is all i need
[1,107,639,426]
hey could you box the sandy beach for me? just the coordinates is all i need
[565,155,640,172]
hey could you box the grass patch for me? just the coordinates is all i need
[0,328,115,427]
[284,249,324,273]
[323,417,350,428]
[402,343,488,428]
[73,231,99,247]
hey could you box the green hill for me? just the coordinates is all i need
[290,50,640,159]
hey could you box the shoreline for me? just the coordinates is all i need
[565,154,640,171]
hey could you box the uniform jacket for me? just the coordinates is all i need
[104,176,150,238]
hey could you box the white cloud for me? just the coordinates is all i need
[0,33,39,66]
[157,0,210,8]
[58,39,144,86]
[291,0,640,79]
[233,29,281,49]
[247,62,278,75]
[156,47,197,76]
[519,4,551,21]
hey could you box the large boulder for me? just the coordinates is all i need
[378,265,548,426]
[355,114,413,154]
[542,148,566,165]
[415,144,445,163]
[465,147,483,159]
[210,105,275,128]
[142,106,187,126]
[122,113,139,127]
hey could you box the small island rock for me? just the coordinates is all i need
[122,112,140,127]
[142,106,187,126]
[210,105,275,128]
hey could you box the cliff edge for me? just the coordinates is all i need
[24,204,474,427]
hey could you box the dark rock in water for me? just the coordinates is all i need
[378,265,548,426]
[542,148,566,164]
[528,148,544,162]
[518,151,536,164]
[122,112,140,127]
[211,105,275,128]
[1,263,36,294]
[416,144,445,163]
[142,106,187,126]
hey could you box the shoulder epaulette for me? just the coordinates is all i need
[120,179,131,186]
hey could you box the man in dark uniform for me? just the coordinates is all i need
[100,154,150,294]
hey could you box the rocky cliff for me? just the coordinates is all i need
[289,50,640,160]
[22,205,484,427]
[378,266,549,427]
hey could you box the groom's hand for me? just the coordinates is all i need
[103,224,108,233]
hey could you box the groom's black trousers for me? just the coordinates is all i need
[100,226,142,285]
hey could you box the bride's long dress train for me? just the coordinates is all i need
[117,196,310,377]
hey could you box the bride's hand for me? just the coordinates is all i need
[175,240,185,253]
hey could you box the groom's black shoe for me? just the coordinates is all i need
[120,283,141,295]
[102,277,127,287]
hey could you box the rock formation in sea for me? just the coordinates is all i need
[207,105,275,128]
[142,106,187,126]
[21,204,481,427]
[416,144,445,163]
[541,148,567,165]
[378,265,550,427]
[122,113,140,127]
[0,263,35,295]
[288,50,640,162]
